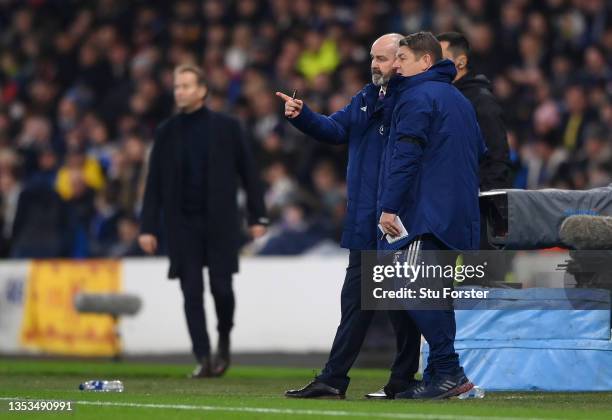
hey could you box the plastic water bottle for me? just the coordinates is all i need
[457,385,485,399]
[79,380,124,392]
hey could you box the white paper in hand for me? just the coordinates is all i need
[378,216,409,244]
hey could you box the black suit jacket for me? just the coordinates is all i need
[140,107,267,278]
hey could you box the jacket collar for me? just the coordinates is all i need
[453,70,492,91]
[392,59,457,92]
[362,82,380,102]
[361,78,404,118]
[357,82,380,115]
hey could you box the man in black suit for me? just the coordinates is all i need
[437,32,512,191]
[438,32,512,287]
[139,64,268,378]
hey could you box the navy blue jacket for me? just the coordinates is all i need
[378,60,486,251]
[289,83,395,250]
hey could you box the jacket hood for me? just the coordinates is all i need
[391,59,457,92]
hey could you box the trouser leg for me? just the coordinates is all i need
[316,250,375,392]
[178,214,210,361]
[386,310,421,388]
[402,235,462,377]
[209,272,235,336]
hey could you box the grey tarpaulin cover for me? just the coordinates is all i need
[482,184,612,249]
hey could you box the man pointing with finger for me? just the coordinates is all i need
[277,34,422,400]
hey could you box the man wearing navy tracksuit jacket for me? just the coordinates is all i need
[378,32,486,399]
[277,34,422,400]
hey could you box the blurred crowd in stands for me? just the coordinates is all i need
[0,0,611,258]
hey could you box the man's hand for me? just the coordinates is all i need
[379,212,402,237]
[275,92,303,119]
[138,234,158,255]
[249,224,267,239]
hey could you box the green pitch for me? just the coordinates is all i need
[1,359,611,419]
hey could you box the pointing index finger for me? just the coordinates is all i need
[275,91,292,102]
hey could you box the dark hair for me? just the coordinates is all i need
[436,32,471,57]
[399,32,442,63]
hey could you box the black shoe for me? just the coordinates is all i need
[189,356,216,378]
[409,372,473,400]
[212,334,230,377]
[369,380,421,400]
[285,381,346,399]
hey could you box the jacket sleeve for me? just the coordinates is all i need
[235,121,269,226]
[288,101,351,145]
[140,127,163,235]
[380,95,431,214]
[475,96,512,190]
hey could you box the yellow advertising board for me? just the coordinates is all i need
[20,260,121,356]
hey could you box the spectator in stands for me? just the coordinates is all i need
[55,148,105,201]
[581,124,612,188]
[6,165,70,258]
[262,160,301,219]
[257,202,326,255]
[559,84,596,152]
[297,28,340,81]
[107,133,146,215]
[0,164,21,257]
[108,215,143,257]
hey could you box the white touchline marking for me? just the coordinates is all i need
[0,397,562,420]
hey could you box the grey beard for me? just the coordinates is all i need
[372,72,389,86]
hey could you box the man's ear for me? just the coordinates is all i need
[199,85,208,101]
[422,53,434,70]
[456,54,468,70]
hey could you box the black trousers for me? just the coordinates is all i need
[316,250,421,392]
[398,235,461,378]
[178,213,234,360]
